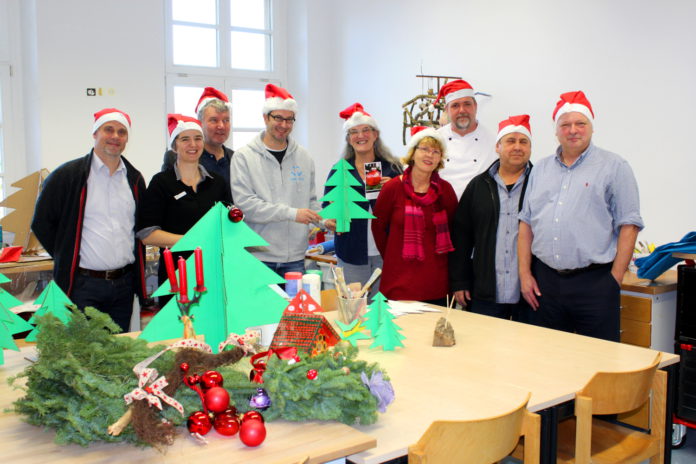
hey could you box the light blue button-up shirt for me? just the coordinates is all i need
[519,143,643,270]
[492,163,528,304]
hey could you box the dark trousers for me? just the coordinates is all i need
[71,271,135,331]
[531,259,620,342]
[469,298,532,323]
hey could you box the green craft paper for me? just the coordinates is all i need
[319,159,375,233]
[369,294,405,351]
[363,292,387,334]
[0,273,31,363]
[141,203,287,351]
[25,281,74,342]
[335,318,371,346]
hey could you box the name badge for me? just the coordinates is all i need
[174,191,187,200]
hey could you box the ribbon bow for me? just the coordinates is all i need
[250,347,300,383]
[218,329,261,355]
[124,367,184,415]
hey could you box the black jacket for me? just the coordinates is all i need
[449,160,531,302]
[31,151,148,299]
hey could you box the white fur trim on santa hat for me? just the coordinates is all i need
[444,88,475,105]
[169,120,203,147]
[406,127,448,158]
[554,103,594,124]
[93,112,130,134]
[497,125,532,143]
[263,97,298,115]
[343,112,378,132]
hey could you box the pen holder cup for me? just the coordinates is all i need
[337,296,367,324]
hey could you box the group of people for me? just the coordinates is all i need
[31,78,643,343]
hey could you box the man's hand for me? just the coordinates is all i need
[453,290,471,307]
[611,268,625,286]
[324,219,337,232]
[520,273,541,310]
[295,208,321,225]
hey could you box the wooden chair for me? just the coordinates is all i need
[556,353,666,464]
[408,392,540,464]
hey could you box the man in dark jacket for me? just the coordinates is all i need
[31,108,147,331]
[449,115,533,320]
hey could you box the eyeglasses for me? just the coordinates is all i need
[268,113,296,124]
[415,146,442,157]
[348,127,374,136]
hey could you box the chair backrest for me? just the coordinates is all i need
[578,353,661,415]
[408,393,531,464]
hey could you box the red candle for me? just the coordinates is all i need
[178,256,189,303]
[194,247,206,292]
[163,248,178,293]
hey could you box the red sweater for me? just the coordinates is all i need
[371,175,458,301]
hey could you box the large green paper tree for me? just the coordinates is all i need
[319,159,374,233]
[25,281,73,342]
[0,273,33,364]
[140,203,288,352]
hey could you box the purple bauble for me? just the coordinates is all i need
[249,388,272,410]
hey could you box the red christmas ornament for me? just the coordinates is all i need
[180,362,190,373]
[228,207,244,223]
[306,369,318,380]
[239,419,266,447]
[185,374,201,386]
[204,386,230,413]
[241,410,264,423]
[200,370,224,389]
[187,411,212,435]
[213,409,240,436]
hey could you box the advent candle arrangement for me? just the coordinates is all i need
[161,246,207,339]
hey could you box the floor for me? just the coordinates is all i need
[671,425,696,464]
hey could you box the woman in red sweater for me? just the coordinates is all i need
[371,127,458,305]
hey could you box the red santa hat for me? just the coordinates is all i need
[195,87,231,114]
[436,79,475,106]
[339,102,378,132]
[406,126,448,157]
[496,114,532,142]
[552,90,595,123]
[262,83,298,114]
[167,113,203,146]
[93,108,131,134]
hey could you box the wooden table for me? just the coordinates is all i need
[331,309,679,464]
[0,347,376,464]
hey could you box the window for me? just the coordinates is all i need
[165,0,285,149]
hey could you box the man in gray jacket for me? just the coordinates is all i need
[230,84,321,276]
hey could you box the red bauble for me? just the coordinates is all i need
[187,411,212,435]
[200,370,224,389]
[228,207,244,223]
[180,362,190,373]
[204,386,230,413]
[239,419,266,447]
[213,409,240,436]
[306,369,318,380]
[241,410,264,423]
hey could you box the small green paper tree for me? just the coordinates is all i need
[335,318,371,346]
[140,203,288,352]
[369,295,405,351]
[25,281,73,342]
[319,159,374,233]
[0,273,33,364]
[363,292,388,334]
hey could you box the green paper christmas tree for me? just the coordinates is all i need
[369,294,405,351]
[363,292,388,334]
[335,318,371,346]
[140,203,288,352]
[0,273,33,364]
[25,281,74,342]
[319,159,374,233]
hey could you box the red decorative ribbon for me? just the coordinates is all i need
[124,367,184,415]
[250,347,300,383]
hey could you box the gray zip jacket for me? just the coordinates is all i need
[230,131,320,263]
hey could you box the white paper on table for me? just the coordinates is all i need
[386,300,442,317]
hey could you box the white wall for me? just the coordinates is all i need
[5,0,696,246]
[287,0,696,246]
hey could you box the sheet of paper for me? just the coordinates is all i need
[386,300,443,317]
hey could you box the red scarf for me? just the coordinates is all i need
[401,167,454,261]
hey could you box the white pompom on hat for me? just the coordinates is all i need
[496,114,532,143]
[339,102,378,132]
[93,108,131,134]
[167,113,203,147]
[262,83,298,114]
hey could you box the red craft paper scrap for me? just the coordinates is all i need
[0,246,23,262]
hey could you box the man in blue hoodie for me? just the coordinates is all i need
[230,84,321,276]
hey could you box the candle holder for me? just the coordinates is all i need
[177,290,204,339]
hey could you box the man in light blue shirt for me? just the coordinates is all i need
[518,91,643,341]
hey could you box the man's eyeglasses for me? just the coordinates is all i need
[268,113,296,124]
